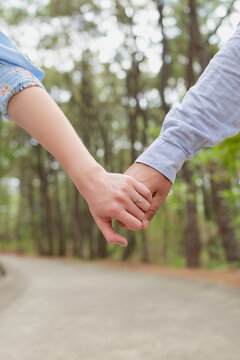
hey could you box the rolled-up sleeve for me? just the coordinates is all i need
[0,30,45,121]
[0,61,45,121]
[136,24,240,183]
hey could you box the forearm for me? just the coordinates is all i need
[7,86,104,197]
[7,85,154,245]
[0,32,153,245]
[137,25,240,183]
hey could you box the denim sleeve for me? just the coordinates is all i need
[136,25,240,183]
[0,61,45,121]
[0,30,45,81]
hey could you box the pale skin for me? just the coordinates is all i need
[7,86,152,247]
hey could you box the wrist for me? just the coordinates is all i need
[125,162,172,194]
[71,162,107,200]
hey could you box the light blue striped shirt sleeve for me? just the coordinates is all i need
[136,25,240,183]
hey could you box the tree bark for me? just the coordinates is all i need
[122,231,136,261]
[210,172,239,262]
[141,230,149,263]
[182,164,201,267]
[97,231,108,258]
[36,145,54,256]
[72,186,83,257]
[156,0,171,114]
[55,171,66,257]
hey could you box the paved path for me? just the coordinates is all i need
[0,255,240,360]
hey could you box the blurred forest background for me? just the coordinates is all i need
[0,0,240,268]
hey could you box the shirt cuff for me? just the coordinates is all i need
[135,137,187,183]
[0,62,45,121]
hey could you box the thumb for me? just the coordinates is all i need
[142,192,162,229]
[96,217,128,247]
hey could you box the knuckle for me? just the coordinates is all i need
[147,208,157,217]
[125,175,132,183]
[123,184,130,193]
[138,210,145,221]
[125,176,133,187]
[135,214,143,223]
[146,189,152,198]
[142,201,150,211]
[146,202,151,210]
[110,202,120,215]
[115,191,125,202]
[119,183,127,193]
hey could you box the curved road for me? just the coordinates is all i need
[0,255,240,360]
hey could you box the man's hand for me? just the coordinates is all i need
[124,163,172,228]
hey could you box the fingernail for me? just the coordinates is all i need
[143,220,149,229]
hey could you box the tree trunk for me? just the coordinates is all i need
[122,231,136,261]
[141,230,149,263]
[156,0,171,114]
[36,145,54,256]
[55,171,66,257]
[210,173,239,262]
[182,164,201,267]
[201,175,214,221]
[26,177,44,255]
[72,186,83,257]
[97,231,108,258]
[188,0,209,70]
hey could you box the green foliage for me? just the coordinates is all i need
[0,0,239,268]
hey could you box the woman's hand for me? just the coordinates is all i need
[81,168,152,247]
[8,86,152,246]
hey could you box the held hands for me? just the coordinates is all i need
[7,87,169,247]
[83,163,171,246]
[124,163,172,228]
[83,167,152,246]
